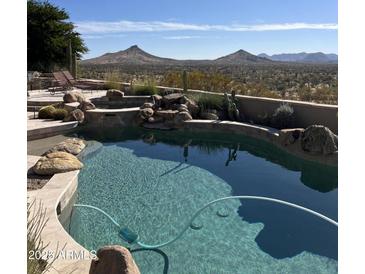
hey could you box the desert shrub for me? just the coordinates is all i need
[270,103,295,129]
[195,94,224,111]
[27,200,57,274]
[133,83,158,95]
[104,71,121,90]
[38,105,56,119]
[53,108,68,120]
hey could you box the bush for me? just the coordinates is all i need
[53,108,68,120]
[27,200,56,274]
[104,71,121,90]
[270,103,295,129]
[195,94,224,111]
[133,84,158,95]
[38,105,56,119]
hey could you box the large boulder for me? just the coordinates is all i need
[155,110,178,120]
[301,125,338,155]
[64,109,85,123]
[152,95,163,108]
[63,91,85,103]
[162,93,184,106]
[186,98,199,117]
[140,102,154,109]
[279,128,304,146]
[174,111,192,126]
[89,245,140,274]
[177,104,189,112]
[106,89,124,101]
[139,108,154,120]
[79,100,96,112]
[43,138,86,156]
[33,152,83,175]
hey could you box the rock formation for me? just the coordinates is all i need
[89,245,140,274]
[137,93,194,129]
[64,109,85,123]
[106,89,125,101]
[79,100,96,112]
[301,125,338,155]
[33,151,83,175]
[43,138,86,156]
[63,91,85,103]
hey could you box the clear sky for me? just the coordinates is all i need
[49,0,338,60]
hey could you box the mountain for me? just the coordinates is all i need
[213,49,272,65]
[81,46,272,66]
[258,52,338,63]
[81,46,337,66]
[81,45,178,65]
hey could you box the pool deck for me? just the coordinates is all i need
[27,118,78,141]
[27,89,107,109]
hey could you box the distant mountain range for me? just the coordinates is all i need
[258,52,338,63]
[81,45,337,66]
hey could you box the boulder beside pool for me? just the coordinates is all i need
[33,151,83,175]
[89,245,140,274]
[301,125,338,155]
[63,91,86,103]
[43,138,86,156]
[64,109,85,123]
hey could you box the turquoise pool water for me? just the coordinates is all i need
[69,128,337,273]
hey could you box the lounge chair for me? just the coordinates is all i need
[48,71,93,94]
[48,71,73,94]
[61,70,93,90]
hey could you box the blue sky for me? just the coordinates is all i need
[50,0,338,60]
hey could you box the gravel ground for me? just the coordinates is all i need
[27,174,52,190]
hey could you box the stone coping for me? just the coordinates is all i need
[182,120,337,167]
[86,107,140,113]
[28,167,90,274]
[92,95,151,100]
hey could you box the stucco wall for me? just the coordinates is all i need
[235,95,338,134]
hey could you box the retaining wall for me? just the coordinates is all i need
[84,107,140,128]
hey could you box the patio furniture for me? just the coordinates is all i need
[48,71,73,94]
[48,71,94,95]
[61,70,93,90]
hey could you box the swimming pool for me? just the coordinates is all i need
[68,128,337,273]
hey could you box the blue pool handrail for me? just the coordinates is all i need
[73,195,338,249]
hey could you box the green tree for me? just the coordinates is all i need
[27,0,88,71]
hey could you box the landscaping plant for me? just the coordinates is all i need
[27,200,55,274]
[270,103,295,129]
[38,105,56,119]
[53,108,69,120]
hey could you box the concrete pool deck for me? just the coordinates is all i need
[27,118,78,141]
